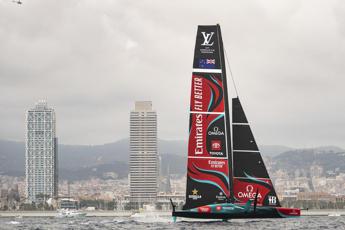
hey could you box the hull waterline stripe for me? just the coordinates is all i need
[193,68,222,73]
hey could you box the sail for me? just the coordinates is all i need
[183,25,231,210]
[232,97,280,207]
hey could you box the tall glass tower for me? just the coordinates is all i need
[25,101,58,203]
[129,101,158,208]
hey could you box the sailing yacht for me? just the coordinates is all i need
[171,24,300,219]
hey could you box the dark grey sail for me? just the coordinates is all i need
[232,97,280,207]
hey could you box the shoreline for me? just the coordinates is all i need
[0,211,133,218]
[0,210,344,217]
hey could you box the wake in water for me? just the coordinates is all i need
[1,216,345,230]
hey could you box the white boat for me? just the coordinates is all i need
[328,213,341,217]
[56,209,87,218]
[9,221,20,225]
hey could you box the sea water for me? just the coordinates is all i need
[0,216,344,229]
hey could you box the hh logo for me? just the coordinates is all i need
[268,196,277,205]
[201,32,214,46]
[211,140,221,150]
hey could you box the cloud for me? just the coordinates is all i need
[0,0,344,148]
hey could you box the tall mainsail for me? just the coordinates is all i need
[232,97,280,207]
[174,24,301,219]
[183,25,232,210]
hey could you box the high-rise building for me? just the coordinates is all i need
[25,101,58,203]
[129,101,158,208]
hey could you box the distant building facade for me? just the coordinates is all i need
[129,101,158,208]
[25,101,58,203]
[59,198,79,210]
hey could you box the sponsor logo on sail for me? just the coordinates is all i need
[189,188,202,200]
[211,140,221,151]
[237,185,262,199]
[247,185,253,193]
[208,126,224,136]
[208,159,225,169]
[194,114,203,155]
[201,32,214,46]
[209,140,225,156]
[216,191,226,200]
[193,76,203,111]
[200,32,215,54]
[268,196,277,205]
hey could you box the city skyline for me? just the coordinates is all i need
[2,2,345,225]
[1,0,345,149]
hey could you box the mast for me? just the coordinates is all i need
[216,24,234,202]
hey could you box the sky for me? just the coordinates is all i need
[0,0,344,148]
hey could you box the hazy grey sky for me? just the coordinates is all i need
[0,0,344,148]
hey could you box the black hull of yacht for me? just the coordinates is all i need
[172,206,300,220]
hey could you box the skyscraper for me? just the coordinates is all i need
[129,101,158,208]
[25,101,58,203]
